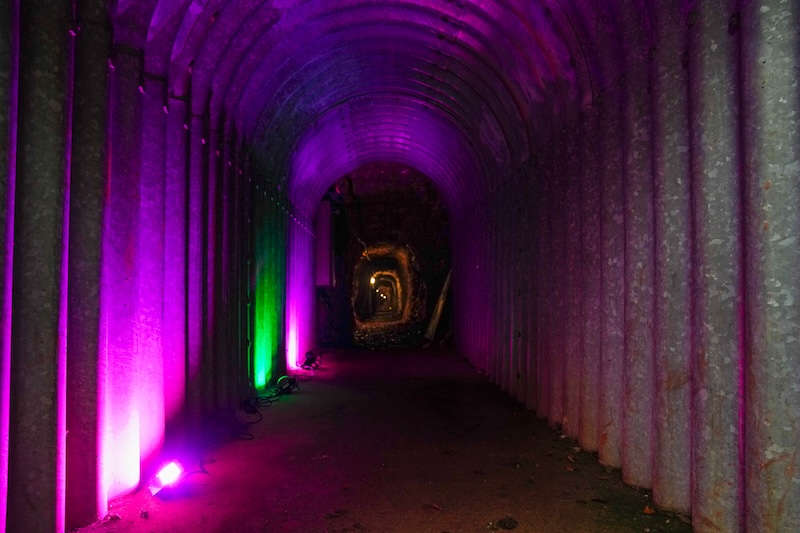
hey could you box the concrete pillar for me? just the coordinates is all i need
[252,167,289,387]
[246,167,256,379]
[651,0,692,513]
[488,195,499,383]
[187,113,206,422]
[489,193,498,383]
[548,123,567,427]
[620,11,656,489]
[501,184,512,394]
[243,165,256,383]
[231,144,244,399]
[490,195,505,386]
[240,167,253,388]
[461,205,489,372]
[163,95,188,431]
[230,140,244,395]
[507,182,527,402]
[253,176,265,386]
[517,171,534,409]
[741,1,800,529]
[478,213,486,371]
[495,187,510,392]
[273,179,288,378]
[136,74,166,474]
[511,179,522,402]
[0,1,16,528]
[688,2,744,529]
[287,213,314,371]
[497,191,505,388]
[210,125,230,408]
[65,0,110,527]
[598,86,625,469]
[564,116,584,439]
[479,210,491,372]
[535,153,551,418]
[218,132,234,407]
[457,211,475,369]
[505,183,514,396]
[509,173,528,403]
[205,124,219,411]
[103,44,143,498]
[461,213,477,370]
[579,106,602,452]
[512,175,524,404]
[227,140,239,393]
[157,97,186,409]
[495,187,505,389]
[488,194,497,384]
[7,2,70,531]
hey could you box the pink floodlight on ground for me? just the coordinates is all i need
[149,461,183,494]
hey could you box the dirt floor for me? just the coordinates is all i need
[79,349,692,533]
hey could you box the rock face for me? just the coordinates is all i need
[327,163,450,349]
[351,242,426,349]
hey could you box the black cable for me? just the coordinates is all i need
[242,410,263,424]
[236,375,301,439]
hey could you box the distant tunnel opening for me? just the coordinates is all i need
[313,164,451,349]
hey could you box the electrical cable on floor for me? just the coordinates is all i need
[236,410,262,440]
[301,350,321,369]
[182,465,211,477]
[237,375,301,439]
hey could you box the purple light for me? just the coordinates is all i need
[157,462,182,485]
[149,461,183,495]
[286,223,315,370]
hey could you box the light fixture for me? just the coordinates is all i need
[149,461,184,495]
[370,276,376,285]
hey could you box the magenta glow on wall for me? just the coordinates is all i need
[286,222,314,370]
[0,1,20,527]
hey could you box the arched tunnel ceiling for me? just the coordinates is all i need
[111,0,616,215]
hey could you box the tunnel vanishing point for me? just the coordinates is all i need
[1,1,799,531]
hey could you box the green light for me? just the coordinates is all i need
[252,198,287,390]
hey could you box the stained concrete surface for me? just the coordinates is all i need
[79,350,692,533]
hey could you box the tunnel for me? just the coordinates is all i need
[0,1,799,531]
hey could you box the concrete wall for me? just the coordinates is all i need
[464,2,800,530]
[0,5,265,530]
